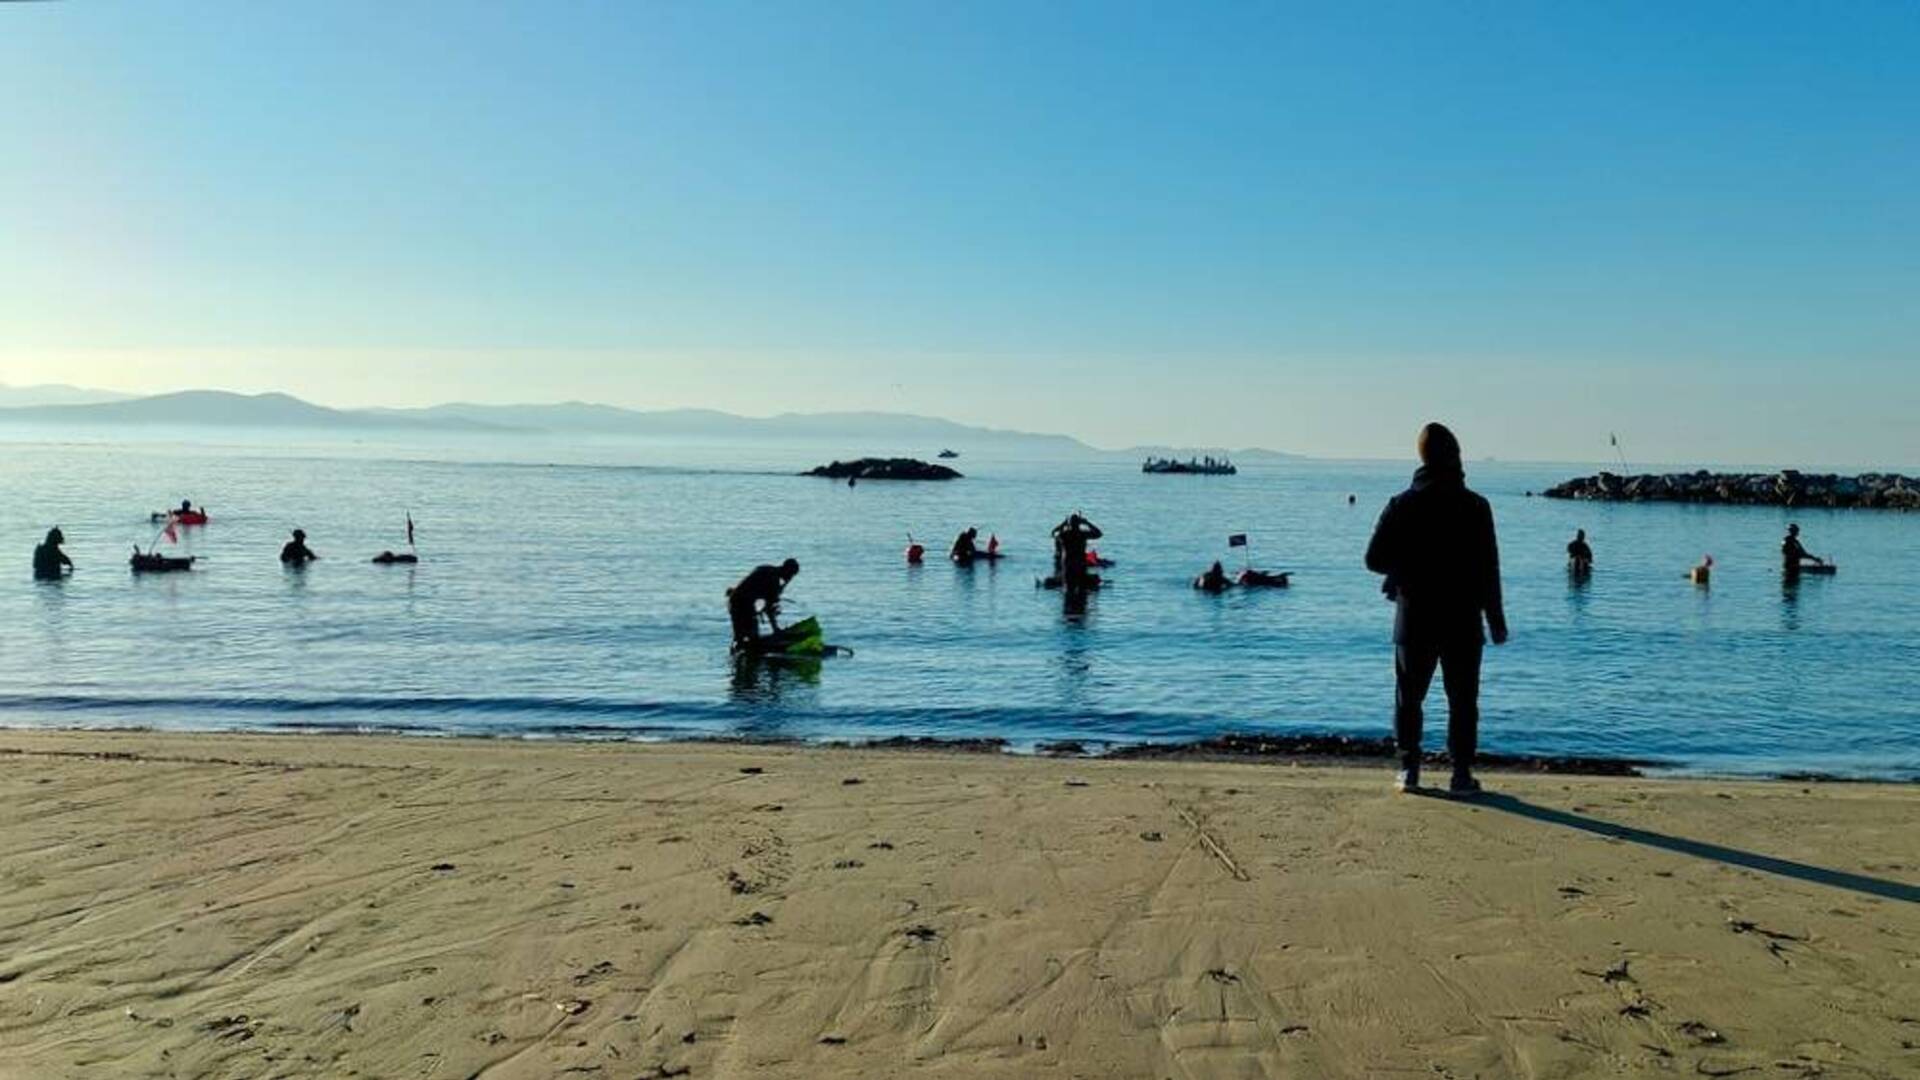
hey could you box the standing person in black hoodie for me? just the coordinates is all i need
[1365,423,1508,797]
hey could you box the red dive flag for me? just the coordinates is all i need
[162,522,179,545]
[1228,534,1248,548]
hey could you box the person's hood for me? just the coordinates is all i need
[1410,461,1465,491]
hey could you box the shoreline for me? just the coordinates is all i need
[1,730,1915,1078]
[3,720,1915,783]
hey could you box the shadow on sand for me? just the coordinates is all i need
[1470,792,1920,905]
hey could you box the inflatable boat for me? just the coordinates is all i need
[951,550,1005,566]
[151,510,210,526]
[735,617,851,659]
[130,551,195,573]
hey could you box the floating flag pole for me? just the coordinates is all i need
[143,518,180,555]
[1228,532,1250,573]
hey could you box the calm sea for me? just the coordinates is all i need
[2,433,1916,779]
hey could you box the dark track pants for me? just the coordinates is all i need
[1394,638,1483,772]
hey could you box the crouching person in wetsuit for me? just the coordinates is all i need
[950,527,979,565]
[33,528,73,580]
[1365,423,1508,798]
[728,558,799,653]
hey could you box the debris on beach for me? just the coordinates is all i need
[200,1015,261,1043]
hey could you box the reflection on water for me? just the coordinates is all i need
[1565,570,1591,621]
[729,653,823,719]
[1059,588,1093,626]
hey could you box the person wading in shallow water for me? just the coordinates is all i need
[1781,523,1827,576]
[1051,513,1103,593]
[280,529,319,565]
[728,558,799,652]
[33,528,73,580]
[1365,422,1508,797]
[950,527,979,564]
[1567,529,1594,574]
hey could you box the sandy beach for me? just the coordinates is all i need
[1,732,1916,1079]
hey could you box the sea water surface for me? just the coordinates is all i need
[1,434,1916,779]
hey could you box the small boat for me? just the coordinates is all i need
[151,509,210,525]
[938,449,960,459]
[1238,569,1291,589]
[1791,563,1837,576]
[130,551,195,573]
[372,551,419,565]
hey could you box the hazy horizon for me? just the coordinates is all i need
[3,3,1916,466]
[5,380,1915,473]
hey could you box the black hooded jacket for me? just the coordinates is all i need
[1365,464,1507,646]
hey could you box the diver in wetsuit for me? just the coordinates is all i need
[1567,529,1594,574]
[280,529,319,565]
[1051,513,1103,592]
[33,528,73,580]
[1781,524,1825,575]
[950,527,979,564]
[1195,560,1231,593]
[728,558,800,651]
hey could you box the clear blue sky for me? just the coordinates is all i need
[2,1,1915,465]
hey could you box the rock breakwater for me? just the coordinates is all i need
[1542,470,1917,510]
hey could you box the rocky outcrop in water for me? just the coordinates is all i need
[805,458,962,481]
[1542,470,1919,510]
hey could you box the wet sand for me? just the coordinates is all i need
[1,730,1916,1079]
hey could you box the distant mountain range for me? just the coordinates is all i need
[0,386,1300,459]
[0,382,132,407]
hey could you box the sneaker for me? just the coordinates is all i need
[1394,768,1421,794]
[1448,773,1484,798]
